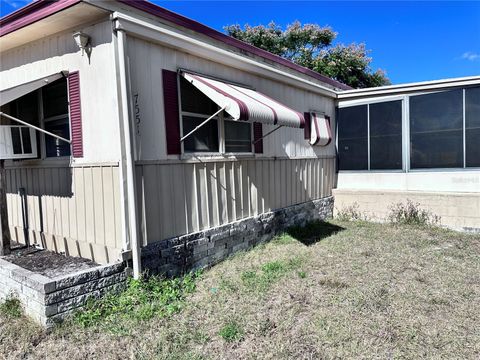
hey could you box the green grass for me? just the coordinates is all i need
[1,220,479,360]
[219,321,244,342]
[0,295,22,318]
[73,271,201,332]
[239,258,301,292]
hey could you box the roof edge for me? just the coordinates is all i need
[117,0,351,90]
[337,75,480,100]
[338,75,480,97]
[0,0,82,37]
[0,0,352,91]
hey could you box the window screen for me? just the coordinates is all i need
[11,127,22,154]
[369,101,402,170]
[225,120,252,153]
[45,117,71,157]
[337,105,368,170]
[465,87,480,167]
[410,89,463,169]
[42,78,71,158]
[43,79,68,118]
[180,76,218,115]
[182,115,219,152]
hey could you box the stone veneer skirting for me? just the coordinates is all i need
[0,196,332,327]
[142,196,334,276]
[0,259,128,327]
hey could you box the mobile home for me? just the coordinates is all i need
[0,0,347,279]
[1,0,479,326]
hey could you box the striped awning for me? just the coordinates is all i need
[309,112,332,146]
[182,72,305,128]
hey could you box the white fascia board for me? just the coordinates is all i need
[337,76,480,99]
[111,13,337,99]
[337,94,406,108]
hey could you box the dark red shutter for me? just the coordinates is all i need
[68,71,83,158]
[162,69,181,155]
[253,122,263,154]
[304,112,311,140]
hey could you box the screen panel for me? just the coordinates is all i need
[337,105,368,170]
[369,101,402,170]
[182,115,219,152]
[410,89,463,169]
[465,87,480,167]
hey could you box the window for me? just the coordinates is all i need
[1,78,71,159]
[182,115,219,152]
[369,101,402,170]
[410,89,463,169]
[337,86,478,172]
[465,87,480,167]
[1,91,40,159]
[179,76,252,154]
[337,105,368,170]
[225,120,252,152]
[42,79,71,158]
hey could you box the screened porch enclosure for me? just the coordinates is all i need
[337,86,480,172]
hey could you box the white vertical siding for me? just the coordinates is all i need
[137,157,335,245]
[5,165,123,264]
[0,19,121,164]
[127,37,336,161]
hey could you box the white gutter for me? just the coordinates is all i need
[111,12,338,98]
[114,27,142,279]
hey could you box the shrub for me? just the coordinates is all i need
[387,199,440,226]
[336,202,367,221]
[0,294,22,318]
[219,321,244,342]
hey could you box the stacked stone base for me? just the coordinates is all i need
[142,197,334,276]
[0,259,128,327]
[0,197,333,327]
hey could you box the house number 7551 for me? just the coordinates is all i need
[134,93,141,135]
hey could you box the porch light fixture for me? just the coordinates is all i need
[73,31,90,56]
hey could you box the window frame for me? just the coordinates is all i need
[177,74,254,157]
[336,87,480,173]
[38,83,72,160]
[336,96,405,173]
[3,80,72,163]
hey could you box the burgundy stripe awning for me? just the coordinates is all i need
[182,72,305,128]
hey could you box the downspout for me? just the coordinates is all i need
[113,24,142,279]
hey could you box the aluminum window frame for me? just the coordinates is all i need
[408,88,465,171]
[337,97,405,173]
[338,86,480,173]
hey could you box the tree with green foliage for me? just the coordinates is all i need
[224,21,390,88]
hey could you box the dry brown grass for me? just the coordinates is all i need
[1,221,479,359]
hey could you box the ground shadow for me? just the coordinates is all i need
[286,220,345,246]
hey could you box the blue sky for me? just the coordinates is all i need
[1,1,479,84]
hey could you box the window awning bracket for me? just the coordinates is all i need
[252,125,283,145]
[180,106,226,142]
[0,112,71,144]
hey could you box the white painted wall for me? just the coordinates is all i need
[0,19,121,164]
[126,36,336,161]
[337,171,480,193]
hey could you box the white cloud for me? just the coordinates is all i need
[461,51,480,61]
